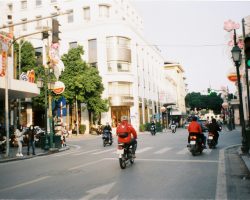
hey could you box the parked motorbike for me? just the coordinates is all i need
[34,126,45,143]
[171,124,176,133]
[102,130,112,147]
[207,132,217,149]
[0,136,7,153]
[117,143,135,169]
[188,134,204,156]
[150,125,156,136]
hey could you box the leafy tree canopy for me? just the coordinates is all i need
[59,46,108,114]
[185,92,223,114]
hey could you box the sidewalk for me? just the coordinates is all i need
[0,145,69,163]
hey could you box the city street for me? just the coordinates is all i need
[0,128,249,199]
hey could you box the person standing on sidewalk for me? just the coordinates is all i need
[27,125,36,155]
[14,125,26,157]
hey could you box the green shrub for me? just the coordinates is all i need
[79,124,86,134]
[156,122,163,132]
[139,124,146,132]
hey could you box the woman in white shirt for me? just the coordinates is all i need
[15,125,25,157]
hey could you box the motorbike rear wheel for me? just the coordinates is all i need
[119,157,126,169]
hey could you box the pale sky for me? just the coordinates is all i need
[133,0,250,94]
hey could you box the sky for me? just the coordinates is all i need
[133,0,250,94]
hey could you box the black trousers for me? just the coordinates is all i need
[129,138,137,154]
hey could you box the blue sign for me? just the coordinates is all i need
[56,97,67,117]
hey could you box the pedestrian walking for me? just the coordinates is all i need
[27,125,36,155]
[14,125,26,157]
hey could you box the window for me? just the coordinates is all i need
[7,4,13,12]
[69,42,77,49]
[21,1,27,9]
[99,5,110,18]
[108,82,132,96]
[35,47,43,65]
[83,7,90,21]
[21,19,27,31]
[36,0,42,7]
[36,16,42,29]
[107,61,130,72]
[88,39,97,65]
[67,10,74,23]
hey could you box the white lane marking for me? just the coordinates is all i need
[204,149,212,154]
[92,149,115,155]
[103,157,218,163]
[74,149,100,156]
[136,147,153,154]
[68,159,104,170]
[80,182,116,200]
[176,148,188,155]
[154,147,172,154]
[215,144,240,200]
[52,145,82,157]
[0,176,50,192]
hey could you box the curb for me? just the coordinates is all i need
[0,146,70,163]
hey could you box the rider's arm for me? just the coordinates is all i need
[129,126,137,139]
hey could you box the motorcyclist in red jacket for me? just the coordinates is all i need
[187,116,206,147]
[116,116,137,157]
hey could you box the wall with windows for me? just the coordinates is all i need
[3,0,170,131]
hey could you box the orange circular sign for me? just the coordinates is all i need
[227,73,238,82]
[53,81,65,94]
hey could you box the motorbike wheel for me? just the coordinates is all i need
[103,140,106,147]
[119,157,126,169]
[130,158,134,164]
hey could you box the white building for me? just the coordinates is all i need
[0,0,186,132]
[164,62,187,126]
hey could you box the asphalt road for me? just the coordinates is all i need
[0,127,248,199]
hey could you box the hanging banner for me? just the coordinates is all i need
[0,51,7,77]
[49,43,64,80]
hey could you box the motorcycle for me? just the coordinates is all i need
[34,126,45,144]
[102,130,112,147]
[188,134,204,156]
[117,143,135,169]
[0,136,7,153]
[171,124,176,133]
[207,132,217,149]
[150,125,156,136]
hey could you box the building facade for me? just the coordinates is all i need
[1,0,186,132]
[163,62,187,126]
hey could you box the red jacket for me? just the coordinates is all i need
[188,121,202,134]
[116,121,137,143]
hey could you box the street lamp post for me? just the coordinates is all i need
[17,40,27,126]
[231,32,249,153]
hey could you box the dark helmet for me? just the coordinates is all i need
[192,116,197,121]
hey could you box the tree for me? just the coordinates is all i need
[60,46,108,127]
[14,40,37,78]
[185,92,223,114]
